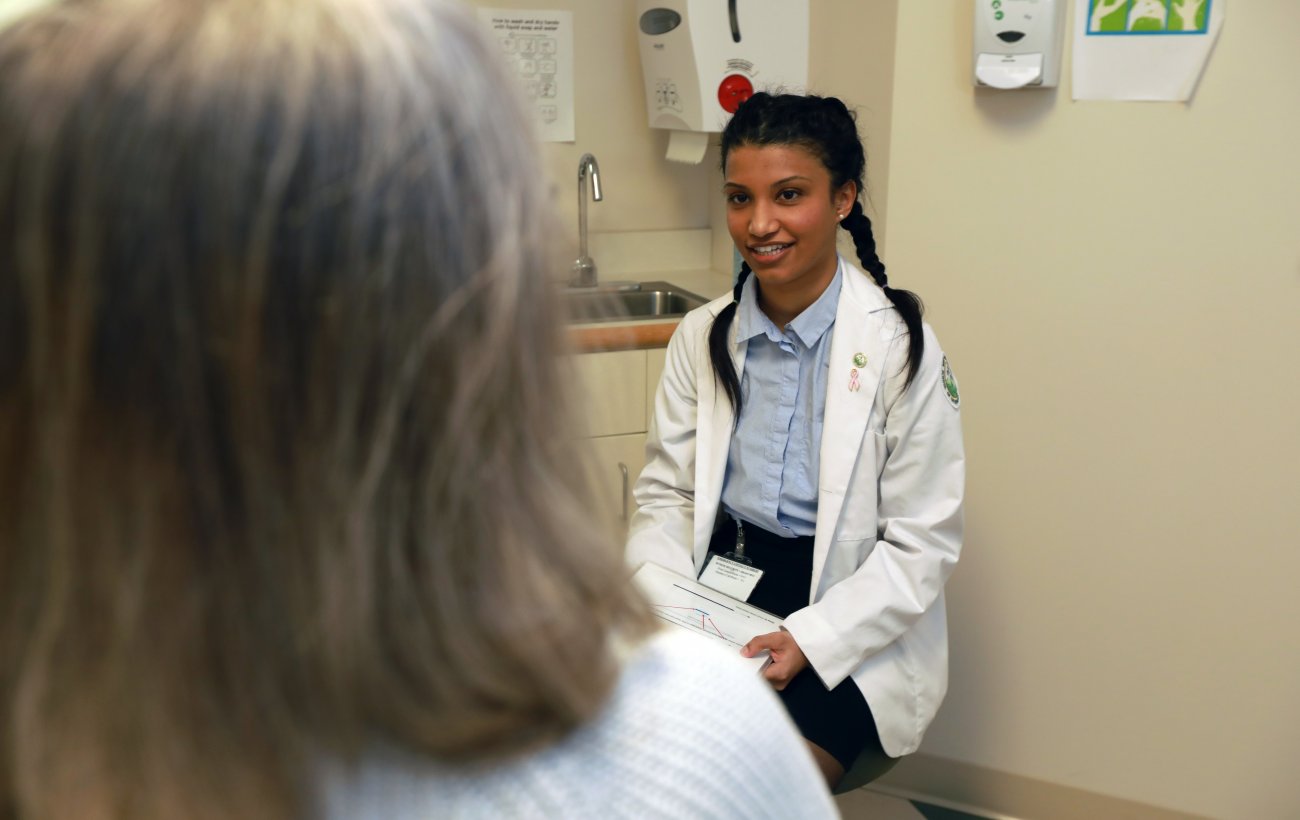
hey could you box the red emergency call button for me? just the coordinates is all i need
[717,74,754,113]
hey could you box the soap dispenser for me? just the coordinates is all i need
[972,0,1066,89]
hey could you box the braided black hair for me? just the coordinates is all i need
[708,93,925,413]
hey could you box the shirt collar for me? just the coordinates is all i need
[734,256,844,348]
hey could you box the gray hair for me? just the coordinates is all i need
[0,1,654,817]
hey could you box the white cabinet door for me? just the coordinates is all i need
[584,432,647,534]
[573,349,647,438]
[574,346,664,533]
[645,346,667,430]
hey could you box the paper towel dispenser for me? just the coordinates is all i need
[636,0,808,162]
[973,0,1065,89]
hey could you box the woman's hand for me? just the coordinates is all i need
[741,629,808,691]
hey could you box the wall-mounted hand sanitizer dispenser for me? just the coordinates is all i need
[973,0,1065,89]
[636,0,808,162]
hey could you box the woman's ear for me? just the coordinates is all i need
[833,180,857,216]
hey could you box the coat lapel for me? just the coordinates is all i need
[811,264,895,594]
[692,304,745,569]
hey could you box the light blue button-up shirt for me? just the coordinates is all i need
[720,261,842,537]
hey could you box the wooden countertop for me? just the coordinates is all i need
[569,321,678,352]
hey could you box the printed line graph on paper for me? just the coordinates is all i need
[631,562,783,671]
[654,583,742,645]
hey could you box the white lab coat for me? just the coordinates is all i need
[626,257,965,757]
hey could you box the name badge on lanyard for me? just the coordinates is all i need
[698,521,764,601]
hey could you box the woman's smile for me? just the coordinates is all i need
[723,144,855,318]
[749,242,793,261]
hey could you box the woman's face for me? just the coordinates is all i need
[723,143,855,308]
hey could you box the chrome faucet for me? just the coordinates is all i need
[570,153,602,287]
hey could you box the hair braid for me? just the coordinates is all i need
[707,263,751,413]
[840,201,925,387]
[843,201,886,289]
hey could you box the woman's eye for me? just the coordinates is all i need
[777,189,801,202]
[726,192,749,206]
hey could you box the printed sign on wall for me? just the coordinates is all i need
[1085,0,1212,35]
[1073,0,1224,101]
[478,8,575,142]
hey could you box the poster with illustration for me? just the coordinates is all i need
[1073,0,1225,101]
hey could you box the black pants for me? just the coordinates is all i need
[707,516,888,772]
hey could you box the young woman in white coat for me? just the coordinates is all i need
[626,93,966,788]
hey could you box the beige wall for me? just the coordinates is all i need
[881,3,1300,818]
[468,0,713,251]
[808,0,898,257]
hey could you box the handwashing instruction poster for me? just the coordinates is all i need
[478,8,574,142]
[1073,0,1225,101]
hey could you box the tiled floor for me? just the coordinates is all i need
[835,787,990,820]
[835,788,927,819]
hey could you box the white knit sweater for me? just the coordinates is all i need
[319,629,839,819]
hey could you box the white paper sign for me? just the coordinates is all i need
[477,8,575,142]
[1073,0,1225,102]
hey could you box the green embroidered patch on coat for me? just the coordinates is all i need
[942,356,960,409]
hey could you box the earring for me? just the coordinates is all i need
[837,213,845,221]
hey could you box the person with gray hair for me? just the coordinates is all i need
[0,0,836,817]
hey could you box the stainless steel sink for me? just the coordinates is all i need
[563,281,710,324]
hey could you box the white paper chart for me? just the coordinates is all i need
[631,562,783,673]
[478,8,574,142]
